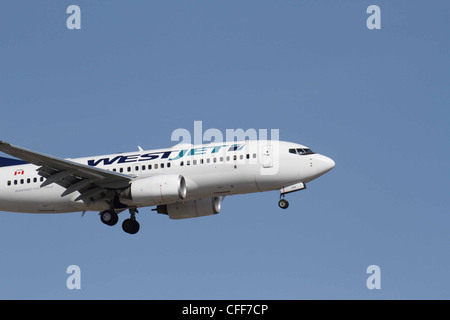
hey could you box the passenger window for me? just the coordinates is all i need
[161,163,164,168]
[120,168,123,173]
[154,164,158,169]
[167,163,171,168]
[193,160,197,165]
[200,159,204,164]
[7,180,11,186]
[33,177,37,183]
[180,161,184,166]
[27,178,30,183]
[142,165,146,170]
[148,165,152,170]
[14,180,18,185]
[253,153,256,158]
[127,167,131,172]
[207,158,210,163]
[186,161,190,166]
[246,154,250,159]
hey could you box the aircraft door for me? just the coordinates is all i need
[262,145,273,168]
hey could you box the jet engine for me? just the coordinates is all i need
[155,197,222,219]
[120,175,186,207]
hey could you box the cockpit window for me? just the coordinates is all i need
[289,148,315,155]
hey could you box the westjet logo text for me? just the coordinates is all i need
[87,144,245,167]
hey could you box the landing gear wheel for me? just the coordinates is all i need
[122,218,140,234]
[278,199,289,209]
[100,210,118,226]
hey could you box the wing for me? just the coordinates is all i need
[0,141,132,204]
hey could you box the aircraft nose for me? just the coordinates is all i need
[316,155,335,174]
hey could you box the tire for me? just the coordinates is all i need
[100,210,118,226]
[122,218,140,234]
[278,199,289,209]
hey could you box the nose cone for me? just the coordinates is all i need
[316,155,335,175]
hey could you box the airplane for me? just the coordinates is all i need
[0,140,335,234]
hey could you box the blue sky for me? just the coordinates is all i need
[0,0,449,299]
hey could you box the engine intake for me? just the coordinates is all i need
[120,175,186,207]
[155,197,221,219]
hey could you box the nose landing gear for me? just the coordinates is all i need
[278,197,289,209]
[277,182,307,209]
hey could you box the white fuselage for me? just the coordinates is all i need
[0,140,334,214]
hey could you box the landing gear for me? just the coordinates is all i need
[122,219,140,234]
[99,208,140,234]
[122,208,140,234]
[278,198,289,209]
[277,183,306,209]
[100,210,118,226]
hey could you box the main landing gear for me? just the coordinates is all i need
[99,208,140,234]
[122,208,140,234]
[100,210,118,226]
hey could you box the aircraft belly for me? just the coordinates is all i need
[0,184,79,213]
[183,168,259,199]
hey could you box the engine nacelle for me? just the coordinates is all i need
[155,197,222,219]
[120,175,186,207]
